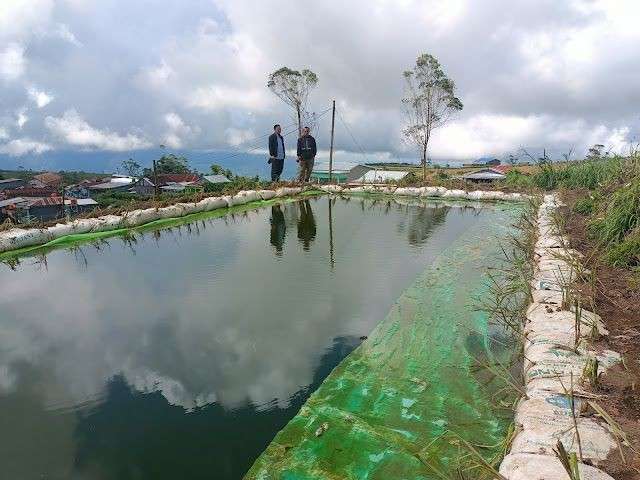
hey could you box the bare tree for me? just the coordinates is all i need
[402,54,463,180]
[267,67,318,137]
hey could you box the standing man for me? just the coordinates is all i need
[268,124,285,182]
[296,126,317,183]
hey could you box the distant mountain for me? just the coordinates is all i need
[0,149,301,180]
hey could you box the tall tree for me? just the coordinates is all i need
[121,158,141,177]
[267,67,318,137]
[401,54,463,180]
[143,154,191,176]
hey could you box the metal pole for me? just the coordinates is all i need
[328,100,336,183]
[153,159,159,199]
[328,196,335,271]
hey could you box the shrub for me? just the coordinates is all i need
[503,170,534,189]
[589,179,640,245]
[573,196,596,215]
[605,229,640,267]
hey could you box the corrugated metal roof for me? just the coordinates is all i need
[33,172,63,185]
[462,171,506,180]
[0,178,23,184]
[0,197,29,207]
[203,174,230,184]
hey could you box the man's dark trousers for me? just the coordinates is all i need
[271,158,284,181]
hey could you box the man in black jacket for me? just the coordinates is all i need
[296,126,317,182]
[268,124,285,182]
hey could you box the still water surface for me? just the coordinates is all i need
[1,196,508,479]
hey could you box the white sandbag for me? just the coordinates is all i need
[92,214,125,231]
[467,190,487,200]
[531,289,563,305]
[378,186,397,195]
[47,223,77,238]
[420,186,446,197]
[202,196,228,211]
[257,190,277,200]
[230,195,248,206]
[221,195,234,207]
[122,208,161,227]
[0,228,53,251]
[500,453,615,480]
[504,192,526,201]
[275,187,302,197]
[70,218,99,234]
[235,190,260,203]
[281,187,301,196]
[442,189,467,199]
[512,397,617,463]
[158,204,185,219]
[346,186,366,193]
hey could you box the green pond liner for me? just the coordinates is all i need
[244,204,523,480]
[0,191,323,261]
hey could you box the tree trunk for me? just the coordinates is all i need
[422,142,427,183]
[296,106,302,138]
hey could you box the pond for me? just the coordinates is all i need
[0,195,521,480]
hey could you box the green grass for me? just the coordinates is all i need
[589,178,640,245]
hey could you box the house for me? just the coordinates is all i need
[462,168,507,183]
[154,173,203,194]
[346,165,375,183]
[28,197,98,221]
[463,157,501,168]
[154,173,201,185]
[32,172,63,188]
[0,178,27,191]
[130,177,156,196]
[1,187,58,199]
[87,175,136,194]
[3,196,98,223]
[160,182,203,193]
[309,165,350,184]
[351,169,412,184]
[489,164,512,174]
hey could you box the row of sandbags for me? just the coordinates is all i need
[499,194,620,480]
[319,184,530,201]
[0,187,302,254]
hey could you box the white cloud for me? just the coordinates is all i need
[162,112,200,149]
[187,85,269,112]
[224,127,256,147]
[0,138,52,156]
[0,43,26,81]
[27,86,54,108]
[0,127,9,140]
[138,60,174,88]
[16,108,28,129]
[54,23,82,47]
[0,0,54,41]
[420,113,633,160]
[45,109,151,151]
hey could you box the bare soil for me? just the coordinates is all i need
[561,189,640,479]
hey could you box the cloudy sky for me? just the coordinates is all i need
[1,0,639,165]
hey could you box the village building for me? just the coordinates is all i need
[0,178,27,191]
[31,172,63,188]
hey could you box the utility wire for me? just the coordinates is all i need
[336,107,371,165]
[210,105,334,164]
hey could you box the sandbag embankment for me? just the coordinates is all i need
[318,184,530,202]
[499,194,621,480]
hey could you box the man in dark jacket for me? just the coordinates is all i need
[268,124,285,182]
[296,126,317,182]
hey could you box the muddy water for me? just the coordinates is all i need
[0,196,517,480]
